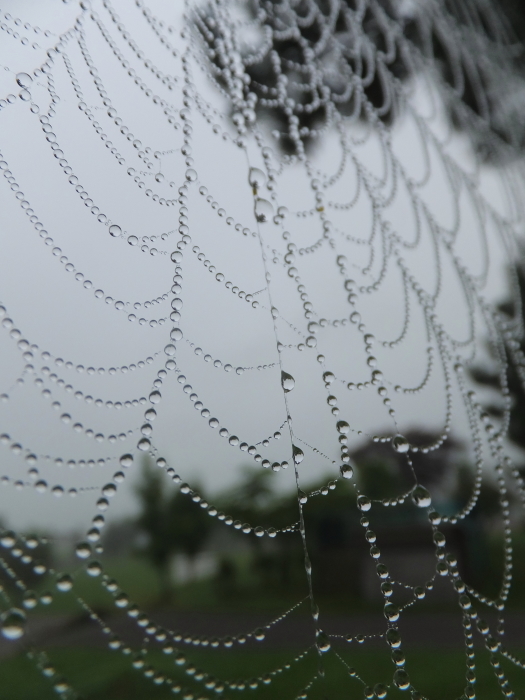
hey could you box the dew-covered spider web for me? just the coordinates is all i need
[1,0,525,697]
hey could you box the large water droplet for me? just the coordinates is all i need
[384,602,400,622]
[109,224,122,237]
[119,454,133,468]
[1,609,26,640]
[185,168,197,182]
[102,483,117,498]
[56,574,73,592]
[149,391,161,404]
[411,485,431,508]
[357,495,371,512]
[16,73,32,88]
[393,669,411,690]
[281,371,295,392]
[374,683,388,699]
[386,628,401,648]
[323,371,335,384]
[249,167,266,191]
[22,591,38,610]
[292,445,304,464]
[254,198,273,223]
[87,561,102,577]
[392,434,409,453]
[316,630,331,653]
[0,531,16,548]
[336,421,350,435]
[137,437,151,451]
[340,464,354,480]
[71,532,89,553]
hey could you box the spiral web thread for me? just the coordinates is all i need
[0,0,525,697]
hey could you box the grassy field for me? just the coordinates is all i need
[4,551,524,698]
[27,553,525,618]
[2,646,525,700]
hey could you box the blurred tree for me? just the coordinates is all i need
[468,265,525,589]
[134,456,211,600]
[351,429,463,497]
[166,486,212,563]
[470,266,525,454]
[198,0,525,160]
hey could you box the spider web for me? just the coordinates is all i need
[0,0,525,697]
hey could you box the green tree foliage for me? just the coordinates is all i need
[134,456,211,600]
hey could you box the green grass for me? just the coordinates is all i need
[32,555,525,620]
[2,646,524,700]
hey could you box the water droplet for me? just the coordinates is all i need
[149,391,161,404]
[170,328,183,341]
[56,574,73,592]
[119,454,133,468]
[412,485,431,508]
[16,73,32,88]
[1,609,26,640]
[164,344,176,356]
[384,603,400,622]
[298,490,308,504]
[109,224,122,237]
[386,628,401,647]
[53,678,71,694]
[138,437,151,451]
[22,591,38,609]
[393,669,410,690]
[322,371,335,384]
[175,652,186,665]
[459,594,472,610]
[254,628,265,641]
[392,434,409,453]
[102,483,117,498]
[0,531,16,548]
[374,683,388,699]
[87,561,102,577]
[316,630,331,653]
[35,479,47,493]
[254,198,273,223]
[75,542,91,559]
[115,592,129,608]
[357,495,371,512]
[292,445,304,465]
[281,371,295,392]
[185,168,197,182]
[340,464,353,479]
[248,167,266,190]
[254,526,264,537]
[336,420,350,435]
